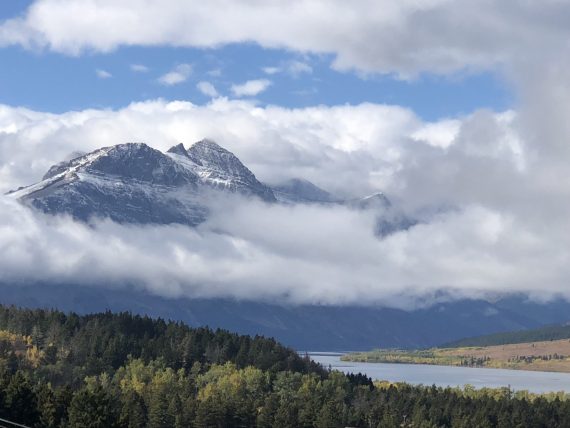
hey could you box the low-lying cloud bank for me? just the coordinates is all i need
[0,195,568,309]
[0,99,569,308]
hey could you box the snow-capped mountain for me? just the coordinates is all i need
[8,138,412,234]
[8,140,274,225]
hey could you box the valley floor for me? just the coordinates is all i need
[343,338,570,373]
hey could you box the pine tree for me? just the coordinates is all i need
[194,396,226,428]
[147,387,174,428]
[316,401,345,428]
[36,383,60,428]
[3,371,40,426]
[68,385,119,428]
[119,390,147,428]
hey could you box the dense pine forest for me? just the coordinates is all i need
[1,305,570,427]
[444,323,570,348]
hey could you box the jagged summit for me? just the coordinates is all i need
[9,139,410,235]
[167,139,276,202]
[166,142,190,158]
[42,143,198,186]
[166,139,232,165]
[188,138,226,154]
[10,140,276,225]
[187,139,246,169]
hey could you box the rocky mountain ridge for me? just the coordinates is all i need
[8,140,276,225]
[8,139,407,231]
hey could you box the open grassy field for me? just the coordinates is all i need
[342,338,570,372]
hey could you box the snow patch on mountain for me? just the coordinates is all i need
[167,139,276,201]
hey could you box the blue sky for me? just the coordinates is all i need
[0,2,512,120]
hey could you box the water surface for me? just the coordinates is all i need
[310,353,570,394]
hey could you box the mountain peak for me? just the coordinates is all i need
[192,138,225,150]
[12,139,276,224]
[167,143,189,157]
[35,141,200,189]
[185,139,276,202]
[187,139,232,165]
[11,142,205,225]
[272,178,337,204]
[83,143,199,186]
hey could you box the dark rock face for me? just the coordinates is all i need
[166,143,190,158]
[29,177,207,225]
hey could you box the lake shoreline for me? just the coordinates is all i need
[342,339,570,374]
[310,353,570,394]
[341,356,570,374]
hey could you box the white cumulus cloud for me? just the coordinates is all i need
[0,0,569,79]
[196,81,218,98]
[262,66,280,75]
[95,69,112,79]
[0,96,569,307]
[158,63,192,86]
[231,79,271,97]
[130,63,149,73]
[262,61,312,77]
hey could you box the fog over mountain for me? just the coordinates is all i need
[0,99,568,310]
[2,0,570,313]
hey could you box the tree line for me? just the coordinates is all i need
[1,304,570,427]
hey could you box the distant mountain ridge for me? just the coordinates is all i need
[1,283,570,350]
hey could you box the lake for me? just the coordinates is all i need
[310,353,570,393]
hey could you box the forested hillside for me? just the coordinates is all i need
[1,305,570,427]
[0,305,320,381]
[444,322,570,348]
